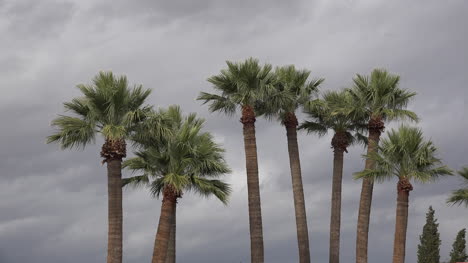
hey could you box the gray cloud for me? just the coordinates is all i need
[1,0,75,42]
[1,0,467,262]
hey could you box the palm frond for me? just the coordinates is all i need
[447,189,468,207]
[197,92,237,115]
[458,167,468,181]
[298,121,328,136]
[381,108,419,122]
[122,175,150,188]
[354,168,393,183]
[47,115,96,149]
[188,177,232,205]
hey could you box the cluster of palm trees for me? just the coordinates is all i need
[47,73,232,263]
[47,58,466,263]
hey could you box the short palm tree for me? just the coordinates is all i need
[198,58,276,262]
[355,125,453,263]
[300,90,366,263]
[47,72,152,263]
[346,69,419,263]
[447,167,468,207]
[123,106,231,263]
[257,65,323,262]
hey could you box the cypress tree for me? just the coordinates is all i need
[417,206,441,263]
[449,229,467,263]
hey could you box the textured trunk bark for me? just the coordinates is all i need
[107,159,123,263]
[152,188,177,263]
[241,105,264,263]
[356,129,381,263]
[329,148,344,263]
[285,113,310,263]
[393,179,411,263]
[165,202,176,263]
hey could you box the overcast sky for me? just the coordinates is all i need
[1,0,467,262]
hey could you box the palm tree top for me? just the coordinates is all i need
[47,71,152,149]
[258,65,324,123]
[355,125,453,185]
[345,68,419,124]
[123,105,232,204]
[300,90,368,147]
[447,167,468,207]
[197,57,277,116]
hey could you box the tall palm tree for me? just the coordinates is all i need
[257,65,323,262]
[447,167,468,207]
[123,106,231,263]
[300,90,366,263]
[355,125,453,263]
[197,58,277,262]
[47,71,152,263]
[346,69,419,263]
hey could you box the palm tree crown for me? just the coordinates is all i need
[259,65,323,122]
[447,167,468,207]
[197,57,277,116]
[346,68,418,131]
[123,105,231,202]
[355,125,453,185]
[47,71,152,149]
[301,90,367,150]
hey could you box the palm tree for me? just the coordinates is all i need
[355,125,453,263]
[447,167,468,207]
[256,64,323,262]
[123,106,231,263]
[346,69,418,263]
[197,58,276,262]
[300,90,366,263]
[47,71,152,263]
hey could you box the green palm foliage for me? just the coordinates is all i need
[198,58,280,115]
[197,57,276,262]
[447,167,468,207]
[47,71,152,263]
[345,69,418,123]
[301,90,366,263]
[301,90,367,145]
[123,105,231,263]
[355,125,452,263]
[355,126,452,183]
[47,71,152,147]
[259,65,323,119]
[347,68,418,263]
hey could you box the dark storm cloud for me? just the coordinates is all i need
[1,0,467,262]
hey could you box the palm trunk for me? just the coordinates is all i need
[165,203,176,263]
[329,148,344,263]
[329,132,349,263]
[241,105,264,263]
[106,159,123,263]
[152,187,177,263]
[356,118,383,263]
[284,112,310,263]
[393,179,412,263]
